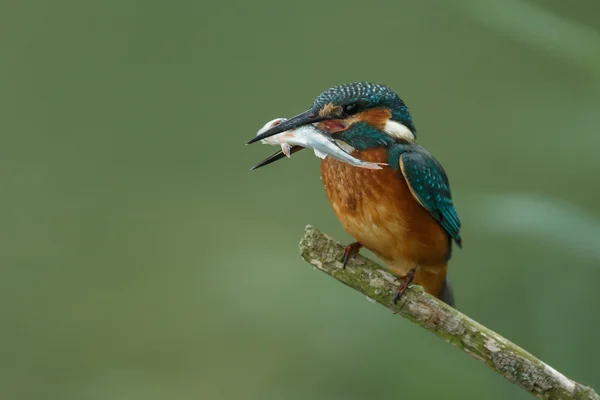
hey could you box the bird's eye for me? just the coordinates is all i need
[343,103,361,115]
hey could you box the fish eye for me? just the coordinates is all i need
[343,103,361,115]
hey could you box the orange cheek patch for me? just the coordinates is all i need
[319,108,392,133]
[356,108,392,130]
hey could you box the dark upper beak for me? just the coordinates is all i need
[247,110,331,145]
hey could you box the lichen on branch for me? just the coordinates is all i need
[299,225,598,400]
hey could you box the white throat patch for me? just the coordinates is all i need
[384,120,415,141]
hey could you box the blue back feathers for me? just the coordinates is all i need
[398,149,462,246]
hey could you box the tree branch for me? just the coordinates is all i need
[299,225,598,400]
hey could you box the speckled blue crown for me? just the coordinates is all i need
[311,82,416,134]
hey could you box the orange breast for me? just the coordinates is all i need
[320,148,450,280]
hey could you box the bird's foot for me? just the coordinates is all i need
[341,242,362,269]
[393,267,417,305]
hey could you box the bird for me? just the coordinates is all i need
[248,82,461,307]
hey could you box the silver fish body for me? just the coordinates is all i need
[256,118,385,170]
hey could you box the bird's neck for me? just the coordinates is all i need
[335,122,418,171]
[335,122,395,151]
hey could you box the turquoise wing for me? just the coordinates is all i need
[399,152,462,246]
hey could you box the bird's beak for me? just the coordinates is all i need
[247,110,331,145]
[250,145,305,170]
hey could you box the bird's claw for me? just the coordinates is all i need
[393,267,417,305]
[341,242,362,269]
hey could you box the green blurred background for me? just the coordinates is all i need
[2,0,600,399]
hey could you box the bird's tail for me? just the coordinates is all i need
[438,278,455,308]
[412,264,456,308]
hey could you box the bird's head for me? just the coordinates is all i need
[248,82,416,150]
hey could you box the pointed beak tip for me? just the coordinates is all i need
[249,146,304,171]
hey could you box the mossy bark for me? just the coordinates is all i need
[299,225,598,400]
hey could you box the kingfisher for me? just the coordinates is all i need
[248,82,461,306]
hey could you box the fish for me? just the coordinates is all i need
[255,118,386,170]
[256,118,296,158]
